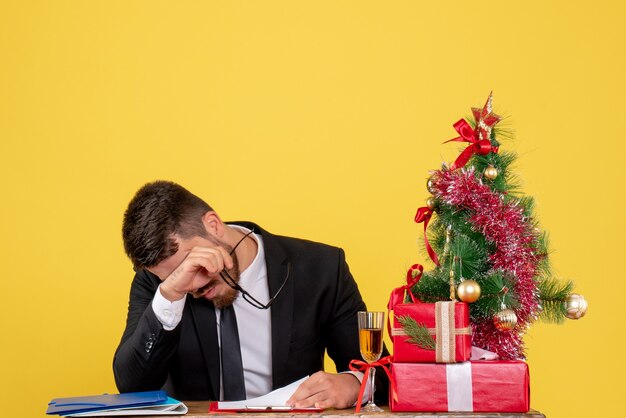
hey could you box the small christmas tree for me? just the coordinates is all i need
[411,93,587,359]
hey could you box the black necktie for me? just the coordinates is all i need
[220,305,246,400]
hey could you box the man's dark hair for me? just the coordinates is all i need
[122,180,213,269]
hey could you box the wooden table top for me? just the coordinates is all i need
[170,402,546,418]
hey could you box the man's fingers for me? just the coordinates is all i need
[287,372,357,409]
[215,245,234,269]
[185,254,223,274]
[287,372,361,409]
[186,247,230,273]
[289,390,325,408]
[291,391,347,410]
[164,245,237,296]
[313,398,340,410]
[286,375,322,406]
[295,393,326,409]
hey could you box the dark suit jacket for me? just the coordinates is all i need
[113,222,388,402]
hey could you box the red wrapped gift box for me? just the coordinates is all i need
[389,360,530,412]
[391,301,471,363]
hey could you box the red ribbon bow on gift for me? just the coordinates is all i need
[387,264,423,338]
[444,119,499,170]
[388,264,423,309]
[349,356,397,412]
[414,207,440,266]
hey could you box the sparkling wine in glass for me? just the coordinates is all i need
[358,311,384,412]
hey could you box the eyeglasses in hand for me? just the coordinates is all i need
[219,229,290,310]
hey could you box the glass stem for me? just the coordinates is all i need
[368,366,376,405]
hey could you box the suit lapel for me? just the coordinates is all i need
[188,298,221,398]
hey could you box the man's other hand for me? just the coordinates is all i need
[286,371,360,409]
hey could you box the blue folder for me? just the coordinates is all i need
[46,391,173,415]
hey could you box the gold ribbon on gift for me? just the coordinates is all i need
[391,301,471,363]
[436,301,456,363]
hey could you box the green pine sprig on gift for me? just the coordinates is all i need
[396,315,436,350]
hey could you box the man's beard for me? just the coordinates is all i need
[190,237,241,309]
[210,262,239,309]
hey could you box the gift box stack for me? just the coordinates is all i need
[387,272,530,413]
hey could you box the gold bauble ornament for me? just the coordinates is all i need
[426,197,438,210]
[483,165,498,180]
[426,177,436,194]
[564,293,588,319]
[457,280,481,303]
[493,308,518,331]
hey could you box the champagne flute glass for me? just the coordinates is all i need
[357,311,385,412]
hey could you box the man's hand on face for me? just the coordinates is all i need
[159,246,233,302]
[286,371,361,410]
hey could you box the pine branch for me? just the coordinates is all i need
[493,120,515,142]
[518,196,535,218]
[397,315,436,350]
[471,271,519,319]
[535,231,552,278]
[412,270,450,302]
[428,206,488,262]
[450,233,488,278]
[537,277,574,323]
[472,150,521,195]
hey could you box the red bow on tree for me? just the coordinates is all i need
[445,92,501,170]
[414,207,440,266]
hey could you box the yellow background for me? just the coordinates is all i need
[1,1,622,417]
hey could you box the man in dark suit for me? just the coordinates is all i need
[114,181,386,409]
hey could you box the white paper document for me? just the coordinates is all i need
[215,376,319,410]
